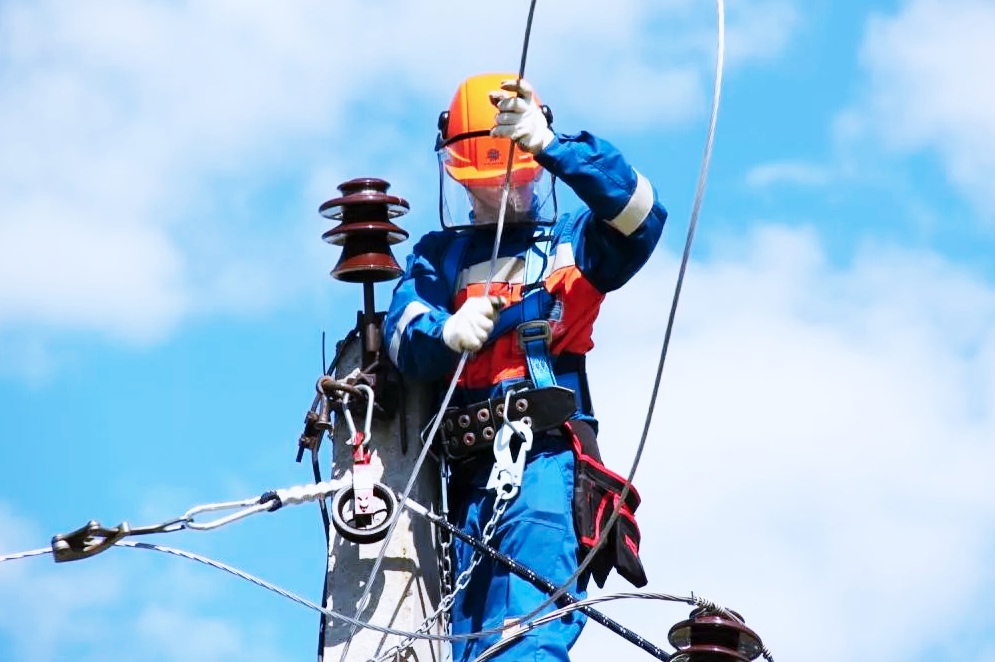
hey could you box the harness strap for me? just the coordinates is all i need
[445,227,559,389]
[520,228,557,389]
[443,232,472,294]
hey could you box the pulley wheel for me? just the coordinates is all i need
[330,481,398,544]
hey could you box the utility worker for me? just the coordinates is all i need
[384,73,666,661]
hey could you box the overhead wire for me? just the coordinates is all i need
[477,591,777,662]
[338,2,541,659]
[0,508,659,649]
[22,471,652,654]
[0,539,772,661]
[0,0,731,657]
[350,0,728,655]
[0,547,51,563]
[0,542,498,643]
[473,2,727,655]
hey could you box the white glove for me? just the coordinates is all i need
[489,78,554,154]
[442,296,504,353]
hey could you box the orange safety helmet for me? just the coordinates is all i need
[436,73,553,188]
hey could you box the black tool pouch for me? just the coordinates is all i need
[567,421,648,589]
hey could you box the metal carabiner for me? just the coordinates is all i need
[341,383,375,448]
[182,497,274,531]
[486,419,534,501]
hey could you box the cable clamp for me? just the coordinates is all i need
[51,520,129,563]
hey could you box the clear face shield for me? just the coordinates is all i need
[436,133,557,230]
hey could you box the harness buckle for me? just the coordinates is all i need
[516,320,551,351]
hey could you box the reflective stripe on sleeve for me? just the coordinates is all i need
[606,171,654,236]
[389,301,432,364]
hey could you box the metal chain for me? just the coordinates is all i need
[372,495,510,662]
[435,456,455,637]
[443,495,509,613]
[436,523,454,629]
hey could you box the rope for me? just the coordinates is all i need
[339,2,541,659]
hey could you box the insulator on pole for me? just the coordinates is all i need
[319,177,409,284]
[319,177,410,367]
[667,608,764,662]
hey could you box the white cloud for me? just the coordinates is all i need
[0,204,186,341]
[9,218,994,661]
[725,0,801,64]
[0,333,61,386]
[745,160,834,188]
[0,0,798,358]
[0,503,290,662]
[135,605,282,662]
[578,224,995,660]
[849,0,995,214]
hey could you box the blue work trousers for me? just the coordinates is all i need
[450,439,587,661]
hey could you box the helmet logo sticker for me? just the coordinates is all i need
[486,148,501,163]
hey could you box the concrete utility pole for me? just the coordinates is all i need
[321,334,444,662]
[316,177,445,661]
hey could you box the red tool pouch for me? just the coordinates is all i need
[566,421,648,589]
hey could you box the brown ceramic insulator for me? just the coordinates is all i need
[319,177,410,220]
[319,178,410,283]
[668,609,764,662]
[670,646,752,662]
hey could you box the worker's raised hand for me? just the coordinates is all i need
[442,296,504,353]
[489,78,554,155]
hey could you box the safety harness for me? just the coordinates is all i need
[442,225,558,389]
[439,224,648,589]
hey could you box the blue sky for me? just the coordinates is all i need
[2,0,995,660]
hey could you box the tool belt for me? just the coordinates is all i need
[438,385,577,461]
[566,420,648,589]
